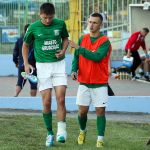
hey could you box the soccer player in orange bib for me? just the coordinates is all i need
[70,13,112,148]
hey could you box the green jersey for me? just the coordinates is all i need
[24,18,69,62]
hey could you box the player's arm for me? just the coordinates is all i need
[70,40,110,62]
[71,50,79,80]
[22,26,34,74]
[78,41,110,61]
[70,36,83,80]
[22,42,29,66]
[61,21,69,53]
[56,37,69,58]
[22,42,34,74]
[62,37,69,54]
[56,21,69,58]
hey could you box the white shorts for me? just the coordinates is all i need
[76,85,108,107]
[36,60,67,91]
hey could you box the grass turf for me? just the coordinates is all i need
[0,115,149,150]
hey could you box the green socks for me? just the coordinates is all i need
[97,115,106,136]
[78,115,87,131]
[43,113,105,136]
[43,112,54,135]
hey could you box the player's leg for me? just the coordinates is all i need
[54,86,66,121]
[52,60,67,143]
[77,105,89,145]
[36,62,54,147]
[76,85,90,144]
[29,69,37,96]
[14,68,26,97]
[54,85,67,143]
[96,107,106,148]
[41,88,54,147]
[92,86,108,147]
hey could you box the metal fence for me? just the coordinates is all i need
[0,0,69,54]
[0,0,142,60]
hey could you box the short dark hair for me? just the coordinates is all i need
[24,24,30,33]
[40,2,55,15]
[90,13,103,22]
[143,27,149,33]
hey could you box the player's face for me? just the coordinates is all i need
[141,30,148,37]
[88,16,102,33]
[40,13,55,25]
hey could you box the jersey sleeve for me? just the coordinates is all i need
[23,25,34,45]
[71,36,83,73]
[77,40,110,62]
[71,50,79,73]
[61,21,69,38]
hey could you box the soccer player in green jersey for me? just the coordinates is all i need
[70,13,112,148]
[22,2,69,147]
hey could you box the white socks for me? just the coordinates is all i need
[97,136,104,141]
[57,121,67,140]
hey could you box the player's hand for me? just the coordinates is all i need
[71,72,77,80]
[24,63,34,74]
[55,50,65,58]
[69,40,79,49]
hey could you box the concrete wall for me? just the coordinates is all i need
[0,54,17,76]
[0,96,150,113]
[130,5,150,45]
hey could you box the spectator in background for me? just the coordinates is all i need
[13,24,37,97]
[125,27,149,79]
[139,48,150,81]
